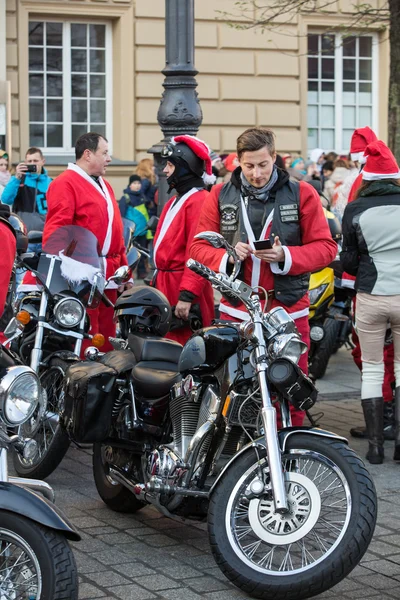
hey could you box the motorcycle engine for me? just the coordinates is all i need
[145,376,221,484]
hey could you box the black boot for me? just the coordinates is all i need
[393,388,400,460]
[351,400,395,440]
[362,397,384,464]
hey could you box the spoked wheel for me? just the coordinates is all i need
[0,511,77,600]
[209,434,377,600]
[13,358,71,480]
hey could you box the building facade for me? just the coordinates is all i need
[2,0,389,193]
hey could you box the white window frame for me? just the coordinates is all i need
[28,20,113,155]
[307,32,379,153]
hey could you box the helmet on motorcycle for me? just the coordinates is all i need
[8,213,28,252]
[114,286,171,337]
[323,208,342,242]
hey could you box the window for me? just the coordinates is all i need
[28,21,112,152]
[307,33,377,153]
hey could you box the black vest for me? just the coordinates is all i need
[218,180,310,306]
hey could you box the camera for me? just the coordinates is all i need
[25,164,37,173]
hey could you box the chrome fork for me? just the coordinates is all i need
[253,319,288,513]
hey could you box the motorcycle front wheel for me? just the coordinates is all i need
[0,511,78,600]
[208,433,377,600]
[13,357,71,480]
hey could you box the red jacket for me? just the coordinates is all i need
[43,165,127,278]
[19,164,128,294]
[153,188,214,344]
[190,178,337,320]
[0,221,16,318]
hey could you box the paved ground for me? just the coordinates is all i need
[15,347,400,600]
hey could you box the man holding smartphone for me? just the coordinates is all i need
[191,128,337,425]
[1,146,51,232]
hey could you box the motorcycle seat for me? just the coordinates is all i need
[28,230,43,244]
[128,334,182,364]
[99,349,137,374]
[131,361,181,397]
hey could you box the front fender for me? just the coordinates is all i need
[0,482,80,541]
[209,426,347,496]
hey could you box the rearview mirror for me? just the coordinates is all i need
[146,216,159,234]
[109,265,131,285]
[194,231,227,249]
[127,247,140,271]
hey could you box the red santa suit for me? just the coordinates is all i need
[0,220,16,344]
[21,163,128,352]
[191,177,337,426]
[153,188,214,345]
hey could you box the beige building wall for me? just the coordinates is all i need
[4,0,390,192]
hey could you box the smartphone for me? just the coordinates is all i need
[25,164,37,173]
[254,239,272,250]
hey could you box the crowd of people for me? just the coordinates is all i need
[1,124,400,466]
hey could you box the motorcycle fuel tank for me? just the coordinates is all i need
[179,325,240,374]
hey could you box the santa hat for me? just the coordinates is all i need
[171,135,216,185]
[362,140,400,181]
[350,126,377,163]
[224,152,239,172]
[309,148,325,163]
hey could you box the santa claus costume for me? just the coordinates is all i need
[153,136,215,345]
[0,208,16,345]
[191,137,337,426]
[20,162,128,352]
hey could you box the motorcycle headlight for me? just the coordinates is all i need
[263,307,297,335]
[268,333,308,364]
[309,284,328,306]
[0,366,40,426]
[54,297,84,328]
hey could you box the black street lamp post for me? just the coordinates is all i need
[148,0,203,212]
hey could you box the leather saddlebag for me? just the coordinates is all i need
[62,361,117,443]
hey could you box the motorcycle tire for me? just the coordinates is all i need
[92,443,146,513]
[13,357,71,480]
[208,433,377,600]
[0,511,78,600]
[308,317,340,380]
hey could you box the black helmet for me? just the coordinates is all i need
[8,213,28,253]
[323,207,342,241]
[114,286,171,337]
[161,142,204,179]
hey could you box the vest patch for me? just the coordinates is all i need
[279,204,299,222]
[221,203,239,232]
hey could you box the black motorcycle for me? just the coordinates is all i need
[4,225,139,480]
[60,232,377,600]
[0,341,79,599]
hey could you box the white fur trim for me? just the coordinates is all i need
[67,163,114,256]
[59,251,100,285]
[341,278,355,289]
[17,283,40,293]
[362,170,400,181]
[351,152,364,162]
[203,172,216,184]
[270,246,292,276]
[153,188,199,268]
[219,302,309,322]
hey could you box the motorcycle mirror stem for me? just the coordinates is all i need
[194,231,241,282]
